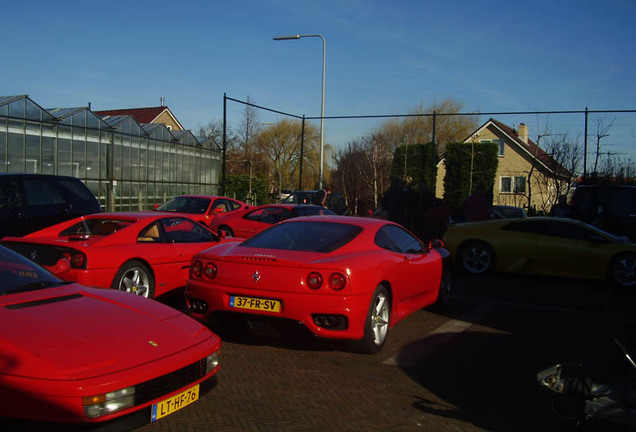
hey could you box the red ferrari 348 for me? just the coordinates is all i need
[0,245,221,429]
[2,212,238,298]
[186,216,452,353]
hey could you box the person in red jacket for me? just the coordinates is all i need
[463,183,490,222]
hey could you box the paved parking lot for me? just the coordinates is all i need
[139,273,635,432]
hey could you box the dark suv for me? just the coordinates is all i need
[280,190,349,215]
[569,184,636,239]
[0,174,102,238]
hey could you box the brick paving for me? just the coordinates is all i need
[137,276,634,432]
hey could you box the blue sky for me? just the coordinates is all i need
[2,0,635,161]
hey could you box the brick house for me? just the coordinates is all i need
[94,106,184,131]
[436,118,569,213]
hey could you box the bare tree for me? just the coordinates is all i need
[237,97,261,204]
[591,115,616,175]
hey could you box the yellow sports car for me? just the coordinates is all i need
[443,217,635,288]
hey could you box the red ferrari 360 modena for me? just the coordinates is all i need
[2,212,239,299]
[0,245,221,429]
[185,216,452,353]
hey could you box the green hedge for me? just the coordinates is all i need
[443,142,498,214]
[223,174,269,205]
[390,142,438,190]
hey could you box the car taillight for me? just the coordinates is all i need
[328,273,346,291]
[203,262,217,279]
[307,272,323,290]
[190,260,202,278]
[64,252,86,269]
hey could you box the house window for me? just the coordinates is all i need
[500,176,526,194]
[480,139,504,156]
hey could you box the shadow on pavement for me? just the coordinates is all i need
[395,304,635,432]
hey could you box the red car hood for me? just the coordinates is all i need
[0,285,217,380]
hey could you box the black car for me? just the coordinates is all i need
[0,174,102,238]
[569,184,636,239]
[281,190,349,215]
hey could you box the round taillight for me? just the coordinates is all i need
[306,272,323,290]
[329,273,346,291]
[191,260,202,278]
[67,252,86,268]
[203,262,217,279]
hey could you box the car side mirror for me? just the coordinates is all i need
[429,238,444,249]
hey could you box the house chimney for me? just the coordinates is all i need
[518,123,528,144]
[160,97,165,107]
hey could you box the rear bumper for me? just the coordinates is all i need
[186,280,371,340]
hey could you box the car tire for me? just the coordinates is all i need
[458,241,494,275]
[217,225,234,238]
[358,285,390,353]
[608,253,635,288]
[111,260,155,298]
[432,270,452,310]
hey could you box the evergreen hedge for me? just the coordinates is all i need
[390,142,438,191]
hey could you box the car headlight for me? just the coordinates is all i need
[205,351,220,374]
[83,387,136,418]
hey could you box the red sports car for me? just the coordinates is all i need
[0,245,221,429]
[210,203,335,238]
[186,216,452,353]
[2,212,238,299]
[155,195,249,228]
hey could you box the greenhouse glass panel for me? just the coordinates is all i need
[25,134,40,173]
[7,126,24,173]
[57,138,73,176]
[86,140,99,179]
[131,143,140,181]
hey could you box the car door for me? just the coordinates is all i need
[531,220,610,279]
[0,177,26,237]
[376,225,440,321]
[145,217,218,293]
[20,177,72,234]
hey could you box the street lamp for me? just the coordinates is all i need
[273,34,326,189]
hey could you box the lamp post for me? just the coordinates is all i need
[273,34,326,189]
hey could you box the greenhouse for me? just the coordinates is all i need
[0,95,221,211]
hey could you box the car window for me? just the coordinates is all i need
[23,178,67,206]
[0,246,65,295]
[0,179,22,209]
[245,208,266,222]
[502,221,539,234]
[376,225,423,253]
[241,221,363,253]
[537,220,600,241]
[261,207,292,224]
[59,218,135,237]
[293,206,336,217]
[159,217,216,243]
[227,200,242,211]
[211,199,229,213]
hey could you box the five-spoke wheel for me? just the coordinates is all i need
[111,260,155,298]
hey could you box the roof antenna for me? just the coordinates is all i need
[160,97,165,106]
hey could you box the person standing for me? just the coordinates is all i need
[314,185,332,207]
[463,183,490,222]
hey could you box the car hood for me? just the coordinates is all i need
[0,285,217,380]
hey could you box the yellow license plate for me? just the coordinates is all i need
[229,295,281,312]
[151,384,199,421]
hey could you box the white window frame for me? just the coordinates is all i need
[500,176,526,194]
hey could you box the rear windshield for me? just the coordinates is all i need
[241,221,363,253]
[156,196,211,214]
[293,206,336,216]
[0,246,66,295]
[59,219,135,237]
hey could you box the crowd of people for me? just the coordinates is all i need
[380,175,452,242]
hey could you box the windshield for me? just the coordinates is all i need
[59,218,134,237]
[156,196,211,214]
[0,246,67,295]
[241,221,363,253]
